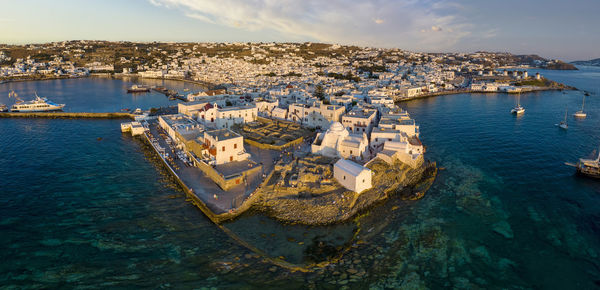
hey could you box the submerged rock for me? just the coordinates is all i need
[492,221,514,239]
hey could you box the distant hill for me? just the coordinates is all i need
[571,58,600,66]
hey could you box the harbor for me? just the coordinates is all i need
[0,111,135,119]
[1,66,599,289]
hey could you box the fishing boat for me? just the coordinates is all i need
[511,93,525,114]
[9,91,65,112]
[573,95,587,118]
[556,107,568,129]
[0,104,8,112]
[566,148,600,178]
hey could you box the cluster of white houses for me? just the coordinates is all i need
[168,85,423,194]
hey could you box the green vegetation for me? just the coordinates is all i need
[326,72,360,82]
[357,65,387,73]
[314,84,325,100]
[282,72,302,77]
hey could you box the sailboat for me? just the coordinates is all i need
[573,95,587,118]
[557,107,568,129]
[511,93,525,114]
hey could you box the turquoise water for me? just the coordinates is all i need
[1,68,599,288]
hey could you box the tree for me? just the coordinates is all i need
[314,84,324,100]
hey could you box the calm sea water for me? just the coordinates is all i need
[1,68,599,288]
[0,77,205,112]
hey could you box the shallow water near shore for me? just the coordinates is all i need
[1,67,600,288]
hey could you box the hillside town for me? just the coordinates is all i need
[1,41,573,95]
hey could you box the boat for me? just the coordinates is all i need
[0,104,7,112]
[9,91,65,112]
[127,85,150,93]
[573,95,587,118]
[511,93,525,115]
[566,148,600,178]
[557,107,568,129]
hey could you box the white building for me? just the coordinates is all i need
[158,114,201,143]
[341,107,378,135]
[311,122,369,161]
[376,139,424,168]
[203,129,249,165]
[271,107,288,120]
[215,104,257,128]
[333,159,372,193]
[288,103,345,128]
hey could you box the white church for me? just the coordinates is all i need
[311,122,369,161]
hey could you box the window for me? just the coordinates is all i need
[343,175,346,180]
[230,156,233,162]
[222,146,225,151]
[234,143,237,149]
[363,179,365,183]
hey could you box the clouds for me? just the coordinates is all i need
[149,0,471,51]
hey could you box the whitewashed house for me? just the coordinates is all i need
[334,159,372,193]
[203,129,250,165]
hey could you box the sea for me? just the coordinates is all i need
[1,70,599,289]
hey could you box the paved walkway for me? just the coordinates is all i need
[145,120,317,214]
[147,122,263,214]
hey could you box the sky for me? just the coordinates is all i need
[0,0,598,61]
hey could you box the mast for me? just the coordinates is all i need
[564,107,568,122]
[582,95,585,112]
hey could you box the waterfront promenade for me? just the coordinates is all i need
[144,121,278,218]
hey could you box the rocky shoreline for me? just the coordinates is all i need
[251,157,438,225]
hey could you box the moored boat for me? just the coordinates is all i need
[511,93,525,114]
[573,95,586,118]
[569,149,600,178]
[9,91,65,112]
[127,85,150,93]
[0,104,7,112]
[557,107,568,129]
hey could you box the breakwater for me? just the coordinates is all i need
[0,112,135,119]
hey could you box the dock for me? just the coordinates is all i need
[152,87,188,102]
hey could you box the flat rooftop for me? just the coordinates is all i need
[206,128,241,141]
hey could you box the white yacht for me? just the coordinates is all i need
[573,95,586,118]
[511,94,525,115]
[9,92,65,112]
